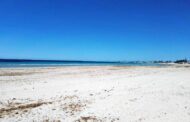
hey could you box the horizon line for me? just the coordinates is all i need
[0,58,188,62]
[0,58,122,63]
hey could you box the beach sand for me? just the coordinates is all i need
[0,65,190,122]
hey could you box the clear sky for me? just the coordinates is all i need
[0,0,190,61]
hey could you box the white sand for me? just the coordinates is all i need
[0,65,190,122]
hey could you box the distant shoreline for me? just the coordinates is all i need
[0,58,189,68]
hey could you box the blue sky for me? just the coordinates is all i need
[0,0,190,61]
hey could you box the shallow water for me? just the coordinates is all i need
[0,60,164,68]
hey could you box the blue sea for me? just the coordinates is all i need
[0,60,164,68]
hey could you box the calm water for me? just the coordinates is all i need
[0,60,164,68]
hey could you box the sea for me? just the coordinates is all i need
[0,59,164,68]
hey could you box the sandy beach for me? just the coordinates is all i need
[0,65,190,122]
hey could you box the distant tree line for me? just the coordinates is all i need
[154,59,189,64]
[174,59,188,64]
